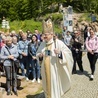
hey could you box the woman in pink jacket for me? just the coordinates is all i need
[85,28,98,80]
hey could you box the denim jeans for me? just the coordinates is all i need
[19,56,29,76]
[30,58,41,79]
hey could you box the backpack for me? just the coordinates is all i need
[88,36,97,41]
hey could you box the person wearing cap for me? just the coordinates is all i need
[36,19,73,98]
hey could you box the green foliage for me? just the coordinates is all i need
[8,19,42,33]
[1,12,98,34]
[78,13,91,22]
[0,0,98,21]
[0,17,62,33]
[0,0,98,34]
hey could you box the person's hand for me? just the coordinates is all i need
[32,56,36,60]
[76,49,79,51]
[75,38,78,42]
[54,49,60,54]
[8,55,14,60]
[22,52,27,56]
[89,50,94,54]
[38,53,44,58]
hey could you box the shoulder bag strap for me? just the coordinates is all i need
[5,46,11,55]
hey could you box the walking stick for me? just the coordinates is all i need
[10,60,14,95]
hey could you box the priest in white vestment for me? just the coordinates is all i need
[36,19,73,98]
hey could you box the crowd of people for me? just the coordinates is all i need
[0,29,44,96]
[0,21,98,97]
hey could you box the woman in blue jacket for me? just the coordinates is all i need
[28,34,41,83]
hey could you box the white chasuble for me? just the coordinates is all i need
[36,39,73,98]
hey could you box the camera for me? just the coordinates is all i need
[45,50,51,56]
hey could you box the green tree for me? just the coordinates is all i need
[0,0,98,21]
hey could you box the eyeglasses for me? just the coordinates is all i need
[44,33,51,36]
[74,33,78,34]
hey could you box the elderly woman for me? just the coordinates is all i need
[0,36,19,95]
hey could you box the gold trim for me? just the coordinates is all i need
[44,43,52,98]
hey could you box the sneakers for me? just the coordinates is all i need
[13,91,18,96]
[26,77,29,81]
[32,78,41,83]
[32,78,36,83]
[72,71,77,75]
[90,75,94,81]
[7,91,11,95]
[37,78,40,83]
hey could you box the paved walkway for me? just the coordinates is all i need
[62,52,98,98]
[33,52,98,98]
[25,52,98,98]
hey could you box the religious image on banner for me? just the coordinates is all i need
[62,6,73,32]
[69,20,73,26]
[67,14,72,20]
[68,26,73,32]
[64,20,69,26]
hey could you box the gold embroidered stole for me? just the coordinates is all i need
[44,43,52,98]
